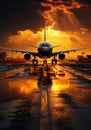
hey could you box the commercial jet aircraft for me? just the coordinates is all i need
[0,30,86,64]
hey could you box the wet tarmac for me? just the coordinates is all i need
[0,62,91,130]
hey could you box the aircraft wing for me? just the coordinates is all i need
[52,47,87,55]
[0,46,38,55]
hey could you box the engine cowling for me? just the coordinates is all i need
[59,53,65,60]
[24,53,31,60]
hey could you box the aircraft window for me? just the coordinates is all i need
[41,44,48,47]
[45,44,48,46]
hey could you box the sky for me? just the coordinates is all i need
[0,0,91,58]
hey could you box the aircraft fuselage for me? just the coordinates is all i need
[38,42,52,58]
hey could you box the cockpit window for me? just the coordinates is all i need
[41,44,48,47]
[39,42,51,48]
[45,44,48,46]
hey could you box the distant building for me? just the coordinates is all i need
[0,52,6,62]
[86,55,91,62]
[77,55,85,62]
[77,54,91,63]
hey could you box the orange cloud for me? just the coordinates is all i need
[39,0,87,27]
[6,27,90,58]
[1,0,90,59]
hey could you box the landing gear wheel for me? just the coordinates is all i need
[43,60,47,64]
[55,59,57,64]
[32,59,38,65]
[52,59,57,64]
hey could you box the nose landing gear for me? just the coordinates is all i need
[43,59,47,64]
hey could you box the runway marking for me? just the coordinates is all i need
[57,65,91,81]
[40,68,52,130]
[1,63,91,130]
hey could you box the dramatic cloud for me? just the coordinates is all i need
[0,0,91,58]
[39,0,88,30]
[0,0,90,33]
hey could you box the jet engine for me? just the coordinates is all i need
[58,53,65,60]
[24,53,31,60]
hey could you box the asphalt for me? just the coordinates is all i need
[0,62,91,130]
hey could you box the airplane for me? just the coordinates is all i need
[0,29,86,65]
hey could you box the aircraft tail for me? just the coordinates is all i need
[44,29,46,41]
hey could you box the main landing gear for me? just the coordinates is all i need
[52,56,57,64]
[32,56,38,65]
[52,59,57,64]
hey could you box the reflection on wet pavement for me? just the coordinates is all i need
[0,63,91,130]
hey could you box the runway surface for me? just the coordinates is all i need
[0,62,91,130]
